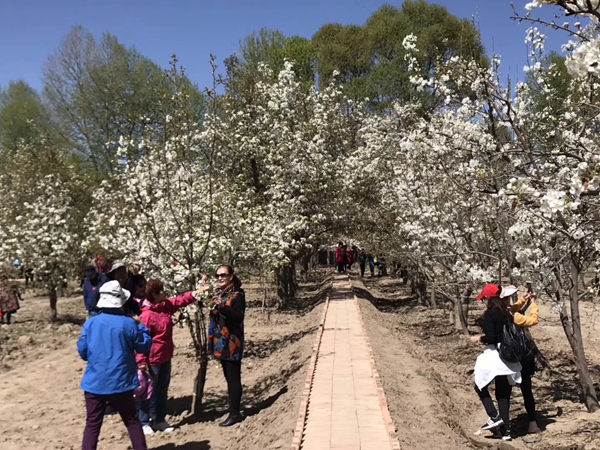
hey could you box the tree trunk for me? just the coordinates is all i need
[192,357,208,416]
[560,259,600,412]
[430,285,437,308]
[49,286,58,321]
[186,299,209,416]
[416,273,427,306]
[300,252,311,282]
[448,303,455,326]
[455,286,471,336]
[276,264,297,308]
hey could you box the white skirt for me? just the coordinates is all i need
[474,345,522,390]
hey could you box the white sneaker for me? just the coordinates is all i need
[153,421,174,433]
[481,415,503,430]
[142,425,155,436]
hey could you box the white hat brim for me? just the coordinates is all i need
[500,285,518,299]
[96,287,131,308]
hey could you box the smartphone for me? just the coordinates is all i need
[525,281,533,293]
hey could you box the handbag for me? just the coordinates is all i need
[134,368,154,401]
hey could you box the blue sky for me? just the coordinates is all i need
[0,0,570,93]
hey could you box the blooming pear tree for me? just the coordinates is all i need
[85,60,364,411]
[350,1,600,411]
[85,64,237,414]
[208,61,364,305]
[0,145,89,319]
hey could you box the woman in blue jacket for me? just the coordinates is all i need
[77,280,152,450]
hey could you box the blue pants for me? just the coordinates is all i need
[139,361,172,425]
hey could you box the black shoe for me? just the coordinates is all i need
[219,414,243,427]
[490,424,511,441]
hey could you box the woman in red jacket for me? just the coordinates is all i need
[335,242,346,273]
[137,278,207,435]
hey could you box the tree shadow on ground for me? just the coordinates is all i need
[284,283,330,314]
[55,313,86,326]
[244,327,318,359]
[350,281,416,313]
[174,359,302,427]
[152,441,211,450]
[510,409,558,437]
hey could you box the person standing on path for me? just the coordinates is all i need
[500,285,541,434]
[469,283,522,441]
[82,266,108,318]
[208,265,246,427]
[346,245,354,270]
[335,242,346,273]
[136,279,207,435]
[0,273,21,325]
[358,250,367,277]
[367,253,375,277]
[77,280,152,450]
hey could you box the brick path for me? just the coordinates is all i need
[299,275,400,450]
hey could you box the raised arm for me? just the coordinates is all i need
[151,291,197,315]
[510,297,528,313]
[514,301,539,327]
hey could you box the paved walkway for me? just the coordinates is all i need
[300,275,399,450]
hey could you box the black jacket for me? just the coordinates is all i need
[479,308,512,346]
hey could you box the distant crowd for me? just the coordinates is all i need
[334,242,388,277]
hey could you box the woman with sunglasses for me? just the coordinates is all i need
[208,265,246,427]
[136,277,208,435]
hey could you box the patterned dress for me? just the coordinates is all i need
[207,285,245,361]
[0,280,20,314]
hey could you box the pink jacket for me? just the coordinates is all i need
[135,291,196,367]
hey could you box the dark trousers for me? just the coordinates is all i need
[475,375,512,427]
[83,390,147,450]
[521,361,536,421]
[337,262,345,273]
[4,312,12,324]
[221,360,242,415]
[139,360,172,425]
[359,263,366,277]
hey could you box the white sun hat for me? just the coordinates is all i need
[96,280,131,309]
[108,260,127,273]
[500,285,518,299]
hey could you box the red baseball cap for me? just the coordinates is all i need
[476,283,500,300]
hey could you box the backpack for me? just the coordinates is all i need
[499,322,538,364]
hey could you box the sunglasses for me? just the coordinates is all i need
[215,273,231,279]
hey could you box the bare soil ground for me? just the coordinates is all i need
[352,273,600,450]
[4,269,600,450]
[0,271,330,450]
